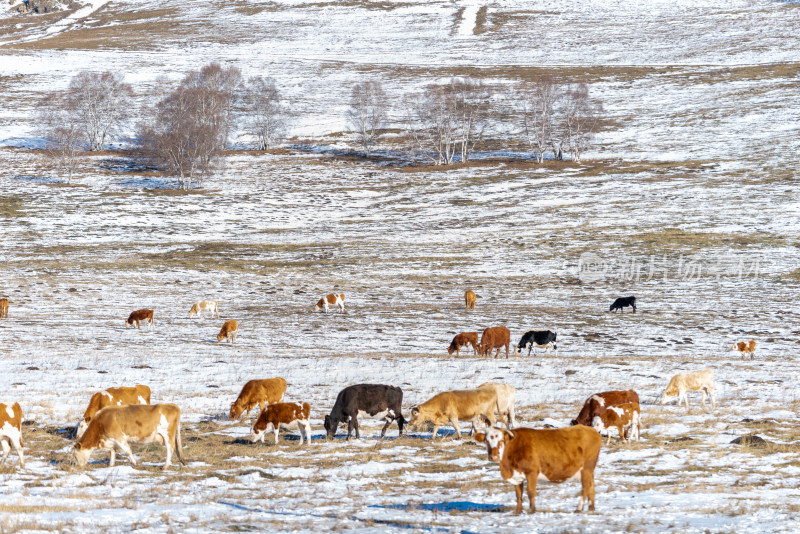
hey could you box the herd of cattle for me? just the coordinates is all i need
[0,293,758,513]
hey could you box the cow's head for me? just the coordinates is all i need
[447,343,456,356]
[407,406,422,427]
[570,418,579,426]
[475,427,514,462]
[323,415,337,439]
[229,401,244,420]
[217,332,226,343]
[250,421,269,443]
[71,442,91,467]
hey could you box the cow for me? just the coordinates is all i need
[477,382,516,428]
[230,378,287,420]
[515,330,558,357]
[0,298,8,319]
[324,384,405,440]
[77,385,151,438]
[217,319,238,343]
[72,403,185,470]
[731,339,756,359]
[571,390,640,434]
[660,369,715,410]
[315,294,345,313]
[447,332,479,357]
[475,425,601,514]
[464,290,477,310]
[408,389,498,439]
[609,296,636,313]
[0,402,24,469]
[592,402,640,445]
[478,326,511,359]
[189,300,219,319]
[126,309,154,329]
[251,402,312,446]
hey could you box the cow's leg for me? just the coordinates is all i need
[0,439,10,464]
[163,441,173,470]
[525,474,538,513]
[508,405,516,428]
[701,388,708,408]
[451,419,462,439]
[505,343,509,359]
[579,468,595,512]
[109,447,116,467]
[117,441,137,467]
[514,482,525,515]
[380,417,391,438]
[431,424,440,440]
[273,426,280,445]
[709,386,716,410]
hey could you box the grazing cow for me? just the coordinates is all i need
[477,382,516,428]
[217,319,238,343]
[479,326,511,359]
[324,384,405,440]
[230,378,287,420]
[609,296,636,313]
[315,294,345,313]
[0,298,8,319]
[251,402,312,446]
[78,385,151,438]
[571,390,641,432]
[660,369,715,410]
[189,300,219,319]
[409,389,498,439]
[0,402,24,468]
[447,332,479,357]
[731,339,756,359]
[475,425,601,514]
[592,402,640,445]
[72,403,185,470]
[464,290,477,310]
[126,309,154,329]
[515,330,558,357]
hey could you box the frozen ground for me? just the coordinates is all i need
[1,0,799,532]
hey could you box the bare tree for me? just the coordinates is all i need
[181,63,242,148]
[449,78,492,163]
[244,76,288,150]
[521,76,560,163]
[67,71,133,151]
[562,83,602,163]
[39,92,83,183]
[346,81,388,157]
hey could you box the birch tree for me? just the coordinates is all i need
[521,75,560,163]
[346,80,388,157]
[244,76,288,150]
[562,83,602,163]
[40,93,83,184]
[67,71,133,151]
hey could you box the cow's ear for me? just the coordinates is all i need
[475,432,486,443]
[73,443,82,450]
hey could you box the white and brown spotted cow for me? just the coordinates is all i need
[315,294,345,313]
[77,385,151,438]
[1,402,24,469]
[251,402,312,446]
[592,401,640,444]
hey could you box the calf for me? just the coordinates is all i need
[217,319,239,343]
[609,296,636,313]
[0,298,8,319]
[479,326,511,359]
[571,390,640,433]
[324,384,405,440]
[660,369,715,410]
[515,330,558,357]
[251,402,312,445]
[78,385,151,438]
[464,290,477,310]
[230,378,287,420]
[447,332,479,357]
[592,402,640,444]
[315,293,345,313]
[189,300,219,318]
[475,425,601,514]
[731,339,756,359]
[477,381,516,428]
[0,402,24,468]
[126,309,154,329]
[409,389,498,439]
[72,403,185,470]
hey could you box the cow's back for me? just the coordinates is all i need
[94,403,180,439]
[435,389,496,419]
[573,390,639,426]
[337,384,402,415]
[511,426,601,482]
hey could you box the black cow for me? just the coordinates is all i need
[516,330,558,356]
[609,296,636,313]
[323,384,406,440]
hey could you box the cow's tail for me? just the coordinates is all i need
[175,421,186,466]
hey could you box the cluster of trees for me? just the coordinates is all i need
[40,64,603,188]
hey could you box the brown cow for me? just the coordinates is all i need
[475,425,601,514]
[731,340,756,359]
[315,294,345,313]
[0,298,8,319]
[447,332,479,357]
[571,390,640,431]
[72,403,185,470]
[0,402,24,468]
[230,378,287,420]
[251,402,312,445]
[77,385,151,438]
[408,389,498,439]
[479,326,511,358]
[217,319,239,343]
[592,402,640,445]
[126,309,154,329]
[464,290,477,310]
